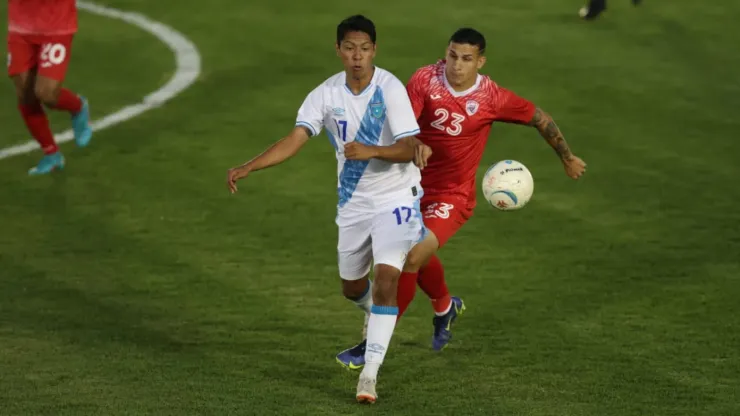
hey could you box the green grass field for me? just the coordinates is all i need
[1,1,739,414]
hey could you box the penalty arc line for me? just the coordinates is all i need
[0,1,202,161]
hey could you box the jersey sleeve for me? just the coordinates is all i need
[492,87,536,125]
[384,77,421,141]
[406,69,427,120]
[295,85,325,137]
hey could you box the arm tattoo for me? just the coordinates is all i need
[528,107,544,126]
[530,108,573,160]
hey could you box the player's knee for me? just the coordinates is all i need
[16,89,38,106]
[341,276,369,299]
[34,83,60,107]
[403,247,426,273]
[372,264,401,305]
[12,75,35,105]
[403,237,437,273]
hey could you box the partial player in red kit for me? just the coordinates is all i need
[336,28,586,369]
[7,0,92,175]
[400,27,586,345]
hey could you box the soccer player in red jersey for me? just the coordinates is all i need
[336,28,586,369]
[7,0,92,175]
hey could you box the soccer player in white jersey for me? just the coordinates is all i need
[226,15,432,404]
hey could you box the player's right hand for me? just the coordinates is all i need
[562,155,586,179]
[415,143,432,170]
[227,166,250,194]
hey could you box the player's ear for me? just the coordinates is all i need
[477,55,487,70]
[335,43,341,57]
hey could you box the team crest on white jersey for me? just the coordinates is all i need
[466,100,479,116]
[370,101,385,119]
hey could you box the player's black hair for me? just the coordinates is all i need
[337,15,376,45]
[449,28,486,54]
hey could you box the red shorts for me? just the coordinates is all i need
[7,32,74,81]
[420,195,473,248]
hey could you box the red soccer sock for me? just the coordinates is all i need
[396,271,419,319]
[52,88,82,114]
[417,254,452,314]
[18,102,58,154]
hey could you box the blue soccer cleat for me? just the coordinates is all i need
[72,96,93,147]
[431,296,466,351]
[28,152,65,175]
[336,339,366,370]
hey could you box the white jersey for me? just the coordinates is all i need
[296,67,422,217]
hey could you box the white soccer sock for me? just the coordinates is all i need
[361,305,398,380]
[346,279,373,315]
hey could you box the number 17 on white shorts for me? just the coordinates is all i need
[337,200,425,280]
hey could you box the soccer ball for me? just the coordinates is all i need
[481,160,534,211]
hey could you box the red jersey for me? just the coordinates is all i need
[8,0,77,35]
[407,60,536,209]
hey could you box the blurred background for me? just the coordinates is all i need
[1,1,738,414]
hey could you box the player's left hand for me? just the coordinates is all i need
[344,142,377,161]
[562,155,587,179]
[415,143,433,170]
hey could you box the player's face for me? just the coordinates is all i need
[336,31,376,81]
[444,42,486,89]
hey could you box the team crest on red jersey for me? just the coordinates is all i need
[466,100,479,116]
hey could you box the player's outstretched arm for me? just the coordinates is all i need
[528,108,587,179]
[343,137,432,169]
[226,126,311,193]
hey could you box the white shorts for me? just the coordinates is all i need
[337,196,426,280]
